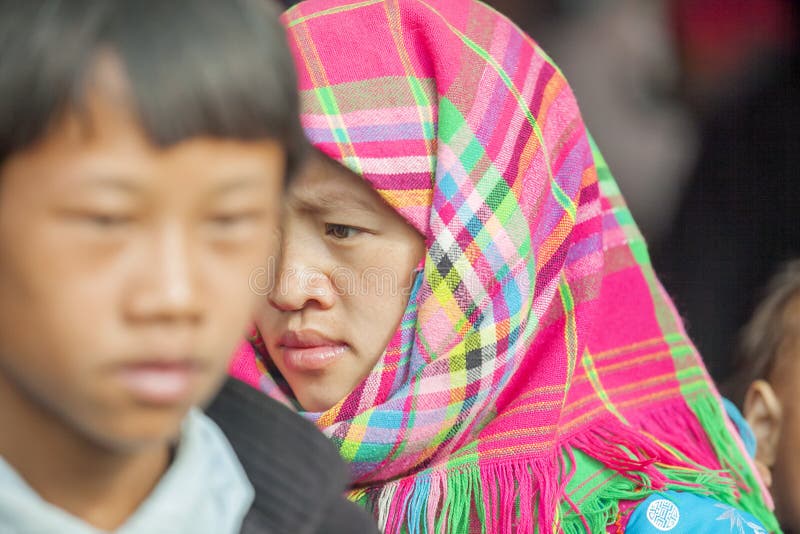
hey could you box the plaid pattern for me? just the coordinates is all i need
[230,0,778,531]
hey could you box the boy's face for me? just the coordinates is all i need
[254,153,425,412]
[0,58,285,450]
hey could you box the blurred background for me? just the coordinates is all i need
[283,0,800,385]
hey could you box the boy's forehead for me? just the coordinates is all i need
[85,52,132,103]
[45,54,144,150]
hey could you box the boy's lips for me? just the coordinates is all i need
[278,330,348,372]
[114,358,204,405]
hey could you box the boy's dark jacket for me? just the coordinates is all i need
[207,378,379,534]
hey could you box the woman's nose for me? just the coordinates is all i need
[267,236,336,312]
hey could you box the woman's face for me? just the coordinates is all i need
[254,153,425,412]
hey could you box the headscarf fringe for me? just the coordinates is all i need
[352,414,743,533]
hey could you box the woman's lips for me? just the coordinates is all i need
[281,344,348,371]
[278,330,348,372]
[115,360,201,405]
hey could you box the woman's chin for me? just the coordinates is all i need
[290,384,349,413]
[296,394,342,413]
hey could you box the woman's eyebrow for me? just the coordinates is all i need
[292,189,380,214]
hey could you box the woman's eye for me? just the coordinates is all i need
[325,223,361,239]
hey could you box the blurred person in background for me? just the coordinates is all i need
[669,0,796,115]
[727,260,800,533]
[0,1,377,533]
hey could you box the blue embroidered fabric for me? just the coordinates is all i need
[626,491,767,533]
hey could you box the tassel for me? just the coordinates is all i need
[628,398,722,472]
[349,413,744,533]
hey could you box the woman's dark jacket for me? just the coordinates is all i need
[207,378,379,534]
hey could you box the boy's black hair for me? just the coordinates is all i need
[0,0,304,175]
[726,259,800,406]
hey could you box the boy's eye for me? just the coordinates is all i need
[207,210,264,227]
[325,223,361,239]
[209,214,248,226]
[81,213,134,228]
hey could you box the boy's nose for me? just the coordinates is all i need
[126,225,203,325]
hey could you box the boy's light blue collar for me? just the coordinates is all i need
[0,409,254,534]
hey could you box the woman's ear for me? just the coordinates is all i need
[743,379,783,472]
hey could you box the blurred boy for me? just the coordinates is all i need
[729,259,800,533]
[0,1,376,532]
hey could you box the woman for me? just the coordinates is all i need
[232,0,777,530]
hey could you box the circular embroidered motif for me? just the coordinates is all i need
[645,499,680,531]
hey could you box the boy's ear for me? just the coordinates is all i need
[743,379,783,469]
